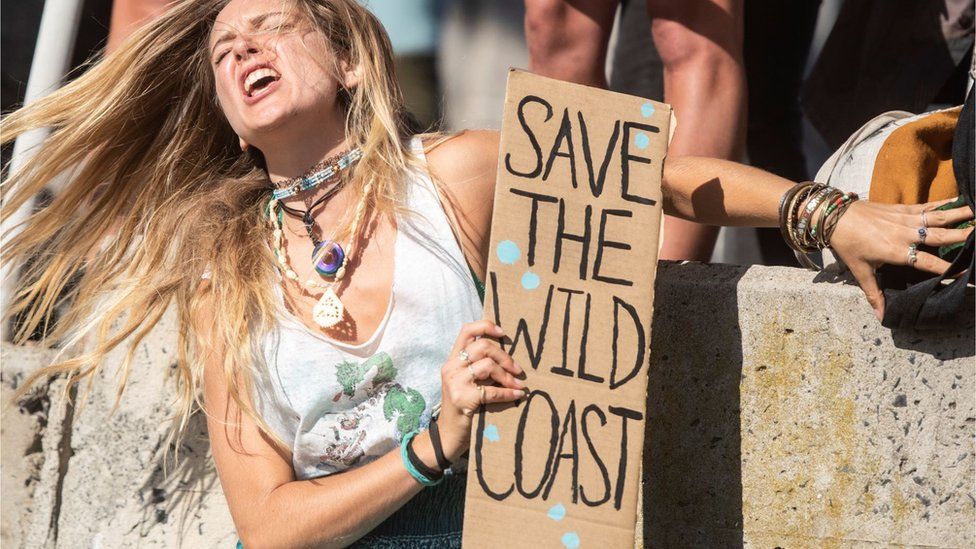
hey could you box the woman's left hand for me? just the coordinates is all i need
[829,197,974,320]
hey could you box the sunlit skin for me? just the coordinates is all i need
[209,2,354,180]
[201,2,974,547]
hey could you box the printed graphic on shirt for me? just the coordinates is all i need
[314,352,428,472]
[334,353,397,400]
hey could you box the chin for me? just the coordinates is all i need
[241,105,302,139]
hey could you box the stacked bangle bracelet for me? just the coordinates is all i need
[779,181,859,253]
[401,420,453,487]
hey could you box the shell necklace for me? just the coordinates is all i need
[267,150,368,329]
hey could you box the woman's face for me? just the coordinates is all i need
[209,0,352,148]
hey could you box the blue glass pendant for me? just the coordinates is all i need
[312,241,345,277]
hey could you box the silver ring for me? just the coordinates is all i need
[467,364,477,382]
[478,385,486,405]
[921,211,929,228]
[458,349,470,364]
[917,227,928,244]
[908,243,918,266]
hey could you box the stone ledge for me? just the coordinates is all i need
[1,262,973,547]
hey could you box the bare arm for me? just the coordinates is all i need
[662,155,788,227]
[661,155,973,318]
[203,322,432,548]
[430,136,973,320]
[202,310,521,548]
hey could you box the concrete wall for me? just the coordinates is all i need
[2,262,973,548]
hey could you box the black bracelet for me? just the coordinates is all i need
[406,433,443,482]
[428,419,452,472]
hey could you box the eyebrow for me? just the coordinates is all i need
[209,11,292,55]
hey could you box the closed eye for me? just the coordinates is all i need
[214,50,230,65]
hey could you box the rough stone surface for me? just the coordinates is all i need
[1,344,59,548]
[643,262,975,548]
[1,311,235,548]
[2,262,973,548]
[54,311,236,548]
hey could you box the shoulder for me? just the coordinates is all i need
[418,130,500,277]
[422,130,499,205]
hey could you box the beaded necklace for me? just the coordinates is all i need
[267,171,372,329]
[272,148,363,201]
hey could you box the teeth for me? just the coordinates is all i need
[244,67,280,95]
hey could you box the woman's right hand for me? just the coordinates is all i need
[435,320,526,463]
[829,198,974,320]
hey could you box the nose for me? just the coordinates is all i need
[231,34,262,62]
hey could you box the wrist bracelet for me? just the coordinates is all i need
[787,183,823,252]
[406,432,443,481]
[778,181,860,255]
[777,182,813,249]
[401,430,443,487]
[428,419,452,471]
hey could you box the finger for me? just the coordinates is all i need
[849,260,885,320]
[482,386,526,404]
[911,251,953,276]
[466,358,524,390]
[485,362,524,390]
[922,206,975,228]
[912,226,975,246]
[465,340,521,375]
[903,197,960,214]
[454,320,504,350]
[467,358,496,381]
[485,345,521,376]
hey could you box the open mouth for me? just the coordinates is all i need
[243,66,281,98]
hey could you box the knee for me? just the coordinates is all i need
[648,2,743,70]
[654,20,741,72]
[525,0,568,47]
[524,0,603,55]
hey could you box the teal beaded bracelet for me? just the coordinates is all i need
[400,430,442,487]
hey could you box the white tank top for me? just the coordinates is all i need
[253,139,483,480]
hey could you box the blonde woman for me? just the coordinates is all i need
[2,0,972,547]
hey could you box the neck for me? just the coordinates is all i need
[260,113,350,183]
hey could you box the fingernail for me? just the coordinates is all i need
[513,378,524,388]
[514,362,524,374]
[493,325,505,335]
[514,390,526,399]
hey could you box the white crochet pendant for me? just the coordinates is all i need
[312,287,344,328]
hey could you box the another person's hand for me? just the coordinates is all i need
[436,320,525,463]
[830,198,974,320]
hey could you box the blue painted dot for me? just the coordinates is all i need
[496,240,520,265]
[548,504,566,521]
[484,424,500,442]
[521,271,540,290]
[561,532,580,549]
[641,102,655,117]
[634,132,650,149]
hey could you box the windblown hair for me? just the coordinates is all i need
[1,0,415,448]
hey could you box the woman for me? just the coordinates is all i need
[2,0,972,547]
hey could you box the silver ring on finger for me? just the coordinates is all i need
[907,243,919,266]
[467,363,477,382]
[478,385,486,405]
[917,227,928,244]
[458,349,471,365]
[921,211,929,228]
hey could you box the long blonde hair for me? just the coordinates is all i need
[1,0,415,448]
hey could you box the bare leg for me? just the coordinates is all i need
[647,0,747,262]
[524,0,619,87]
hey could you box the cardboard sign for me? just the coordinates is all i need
[462,70,670,548]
